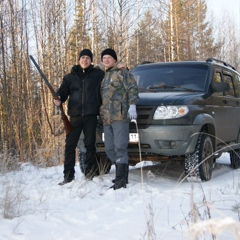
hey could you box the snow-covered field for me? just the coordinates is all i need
[0,153,239,240]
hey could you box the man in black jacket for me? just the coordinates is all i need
[54,49,105,185]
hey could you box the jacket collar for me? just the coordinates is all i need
[71,64,94,74]
[106,65,118,72]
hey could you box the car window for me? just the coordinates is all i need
[222,73,235,97]
[212,71,223,96]
[214,72,222,83]
[131,64,208,91]
[213,70,235,97]
[233,73,240,98]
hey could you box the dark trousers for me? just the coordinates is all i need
[63,115,97,180]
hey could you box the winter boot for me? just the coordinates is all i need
[59,172,74,185]
[125,164,129,184]
[111,163,117,183]
[112,163,129,184]
[110,163,127,190]
[58,178,73,185]
[58,176,74,185]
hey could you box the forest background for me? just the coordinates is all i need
[0,0,240,169]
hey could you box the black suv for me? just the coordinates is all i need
[94,58,240,181]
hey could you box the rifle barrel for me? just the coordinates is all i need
[29,55,72,135]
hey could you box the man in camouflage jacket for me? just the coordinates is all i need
[100,48,139,190]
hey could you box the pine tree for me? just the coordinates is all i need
[67,0,91,64]
[167,0,218,61]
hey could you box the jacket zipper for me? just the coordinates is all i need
[82,78,84,116]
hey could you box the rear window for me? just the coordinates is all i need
[131,64,208,91]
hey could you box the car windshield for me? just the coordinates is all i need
[131,64,208,92]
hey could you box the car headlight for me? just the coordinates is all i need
[153,106,189,119]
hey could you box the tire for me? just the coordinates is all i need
[229,149,240,169]
[184,133,214,181]
[79,151,86,173]
[79,152,112,175]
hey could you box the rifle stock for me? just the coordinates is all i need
[30,55,72,135]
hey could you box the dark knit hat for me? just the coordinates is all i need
[101,48,117,61]
[79,49,93,62]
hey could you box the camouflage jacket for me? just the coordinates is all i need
[100,65,139,125]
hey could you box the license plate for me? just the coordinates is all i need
[102,133,139,143]
[129,133,139,143]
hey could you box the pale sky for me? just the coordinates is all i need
[206,0,240,24]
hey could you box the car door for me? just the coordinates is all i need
[229,72,240,143]
[208,68,234,146]
[221,70,240,143]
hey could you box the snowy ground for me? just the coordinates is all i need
[0,153,240,240]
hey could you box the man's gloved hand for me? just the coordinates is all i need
[128,105,137,120]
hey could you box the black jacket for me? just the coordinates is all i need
[57,64,105,117]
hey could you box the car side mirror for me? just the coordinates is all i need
[211,82,230,92]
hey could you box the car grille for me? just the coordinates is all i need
[130,106,155,129]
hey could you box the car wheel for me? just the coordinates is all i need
[184,133,214,181]
[79,152,112,175]
[79,151,86,173]
[229,149,240,169]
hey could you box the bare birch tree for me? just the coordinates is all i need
[29,0,72,165]
[97,0,146,64]
[214,9,240,70]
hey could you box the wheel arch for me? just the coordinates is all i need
[193,114,216,152]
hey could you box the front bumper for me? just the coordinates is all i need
[96,124,202,158]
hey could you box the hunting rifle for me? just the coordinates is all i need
[29,55,72,135]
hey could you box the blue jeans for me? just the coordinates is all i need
[104,122,129,164]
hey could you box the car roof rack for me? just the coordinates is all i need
[206,58,236,71]
[141,61,154,65]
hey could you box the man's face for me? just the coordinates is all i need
[79,56,91,69]
[102,55,116,69]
